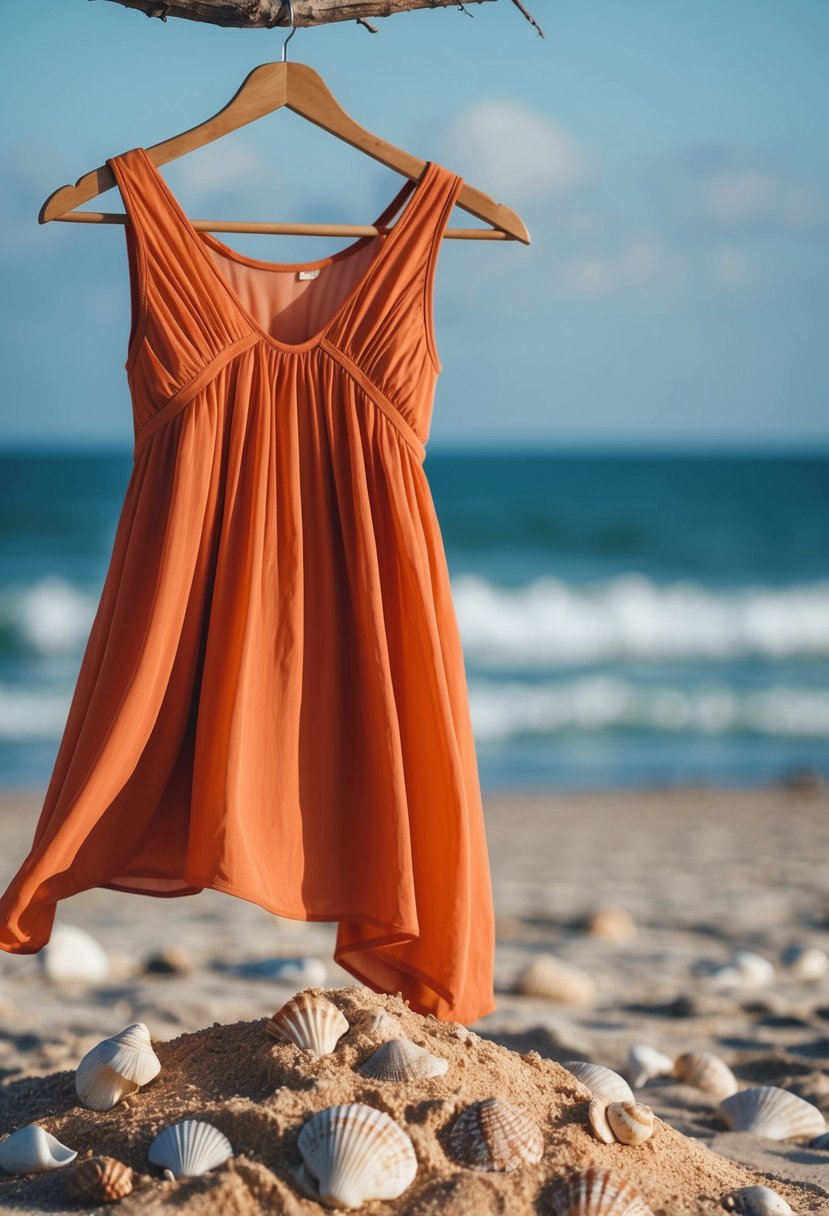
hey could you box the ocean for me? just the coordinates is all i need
[0,451,826,793]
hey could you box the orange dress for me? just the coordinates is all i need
[0,148,495,1023]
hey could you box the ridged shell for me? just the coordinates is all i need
[584,905,637,942]
[564,1062,634,1103]
[672,1051,739,1100]
[448,1098,543,1172]
[295,1103,417,1208]
[719,1086,826,1140]
[0,1126,78,1175]
[67,1156,134,1203]
[360,1038,448,1082]
[722,1185,793,1216]
[606,1101,654,1145]
[75,1023,161,1111]
[588,1096,615,1144]
[267,992,349,1058]
[148,1119,233,1178]
[626,1045,673,1089]
[518,955,596,1005]
[551,1166,655,1215]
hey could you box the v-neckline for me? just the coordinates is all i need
[135,148,439,354]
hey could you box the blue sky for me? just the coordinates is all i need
[1,0,827,449]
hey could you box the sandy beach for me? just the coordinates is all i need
[0,784,828,1213]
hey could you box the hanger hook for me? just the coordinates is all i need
[280,0,297,63]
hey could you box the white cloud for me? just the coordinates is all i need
[639,147,828,235]
[438,100,595,205]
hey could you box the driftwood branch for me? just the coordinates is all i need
[94,0,543,35]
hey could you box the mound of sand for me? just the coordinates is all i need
[0,985,816,1215]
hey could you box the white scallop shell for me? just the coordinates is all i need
[722,1185,793,1216]
[267,992,349,1058]
[626,1045,673,1089]
[588,1096,615,1145]
[75,1022,161,1111]
[360,1038,448,1081]
[781,944,829,980]
[719,1086,826,1140]
[564,1062,634,1103]
[518,955,596,1005]
[606,1101,654,1146]
[362,1008,404,1041]
[0,1126,78,1174]
[551,1165,655,1215]
[672,1051,739,1100]
[295,1103,416,1208]
[448,1098,543,1171]
[148,1119,233,1179]
[40,925,110,984]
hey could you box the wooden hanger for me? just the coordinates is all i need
[40,60,530,245]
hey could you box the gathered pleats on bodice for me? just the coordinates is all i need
[0,148,495,1023]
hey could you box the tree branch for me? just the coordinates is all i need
[95,0,508,29]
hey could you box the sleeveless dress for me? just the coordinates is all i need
[0,148,495,1023]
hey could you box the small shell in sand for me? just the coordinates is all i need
[448,1098,543,1172]
[360,1038,448,1082]
[75,1022,161,1112]
[266,992,349,1058]
[722,1185,793,1215]
[588,1096,615,1145]
[551,1165,655,1215]
[148,1120,233,1179]
[584,905,637,942]
[362,1008,404,1041]
[564,1061,634,1103]
[518,954,597,1005]
[626,1045,673,1089]
[711,951,774,989]
[67,1156,134,1203]
[606,1101,654,1146]
[672,1051,739,1101]
[781,944,829,980]
[0,1126,77,1175]
[295,1103,417,1208]
[40,924,110,985]
[719,1086,826,1140]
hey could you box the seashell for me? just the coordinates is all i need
[234,956,327,985]
[40,924,110,984]
[518,954,596,1005]
[584,905,637,942]
[712,951,774,989]
[294,1103,416,1208]
[67,1156,134,1203]
[606,1101,654,1146]
[626,1045,673,1089]
[448,1097,543,1172]
[363,1008,404,1041]
[75,1022,161,1111]
[722,1185,793,1215]
[564,1061,634,1103]
[0,1125,78,1174]
[148,1119,233,1178]
[143,946,193,975]
[781,944,829,980]
[360,1038,448,1082]
[672,1051,739,1101]
[719,1086,826,1140]
[266,991,349,1058]
[551,1165,655,1215]
[588,1096,615,1144]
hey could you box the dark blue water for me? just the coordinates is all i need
[1,450,827,791]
